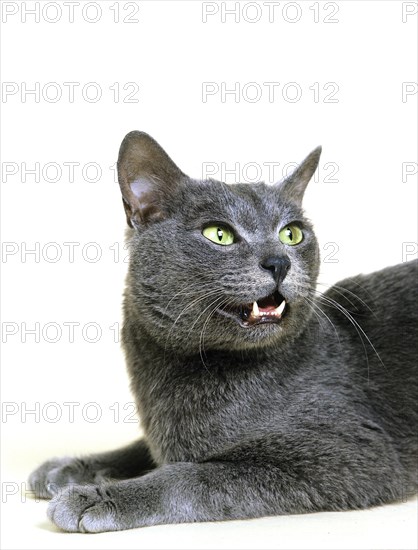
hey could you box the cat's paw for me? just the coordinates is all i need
[28,457,98,499]
[48,485,120,533]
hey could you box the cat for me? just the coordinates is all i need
[29,131,418,533]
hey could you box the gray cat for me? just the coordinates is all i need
[29,131,418,532]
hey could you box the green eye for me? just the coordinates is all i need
[279,224,303,246]
[203,225,235,246]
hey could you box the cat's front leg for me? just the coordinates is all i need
[29,439,156,499]
[48,461,283,532]
[48,459,351,533]
[48,438,408,534]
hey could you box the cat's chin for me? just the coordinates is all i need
[216,290,288,328]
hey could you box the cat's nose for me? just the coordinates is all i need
[260,256,291,284]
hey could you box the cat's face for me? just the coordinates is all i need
[119,132,321,353]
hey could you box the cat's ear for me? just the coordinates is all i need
[276,146,322,204]
[117,131,186,227]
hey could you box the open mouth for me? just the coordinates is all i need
[218,290,287,327]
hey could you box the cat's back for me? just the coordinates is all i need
[323,259,417,462]
[325,259,417,364]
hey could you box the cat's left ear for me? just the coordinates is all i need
[117,131,187,228]
[276,146,322,204]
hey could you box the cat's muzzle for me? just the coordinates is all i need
[217,289,287,327]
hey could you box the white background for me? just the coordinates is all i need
[1,1,417,549]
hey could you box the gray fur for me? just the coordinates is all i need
[29,132,418,532]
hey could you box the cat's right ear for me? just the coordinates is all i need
[276,146,322,205]
[117,131,186,228]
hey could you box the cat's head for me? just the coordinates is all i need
[118,131,321,353]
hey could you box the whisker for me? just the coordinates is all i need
[169,289,223,329]
[162,288,224,361]
[160,281,220,316]
[316,293,387,382]
[301,297,325,328]
[186,292,226,337]
[294,280,385,382]
[198,296,230,373]
[317,272,376,302]
[316,281,377,317]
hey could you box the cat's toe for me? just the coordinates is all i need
[29,458,71,499]
[29,457,98,499]
[78,500,120,533]
[48,485,118,533]
[28,472,50,500]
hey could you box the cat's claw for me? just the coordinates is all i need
[48,485,119,533]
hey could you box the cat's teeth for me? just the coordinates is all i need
[252,301,260,317]
[275,300,286,316]
[251,299,286,319]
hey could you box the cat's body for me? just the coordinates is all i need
[29,132,418,532]
[126,262,417,474]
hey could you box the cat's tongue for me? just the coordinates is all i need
[258,304,277,313]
